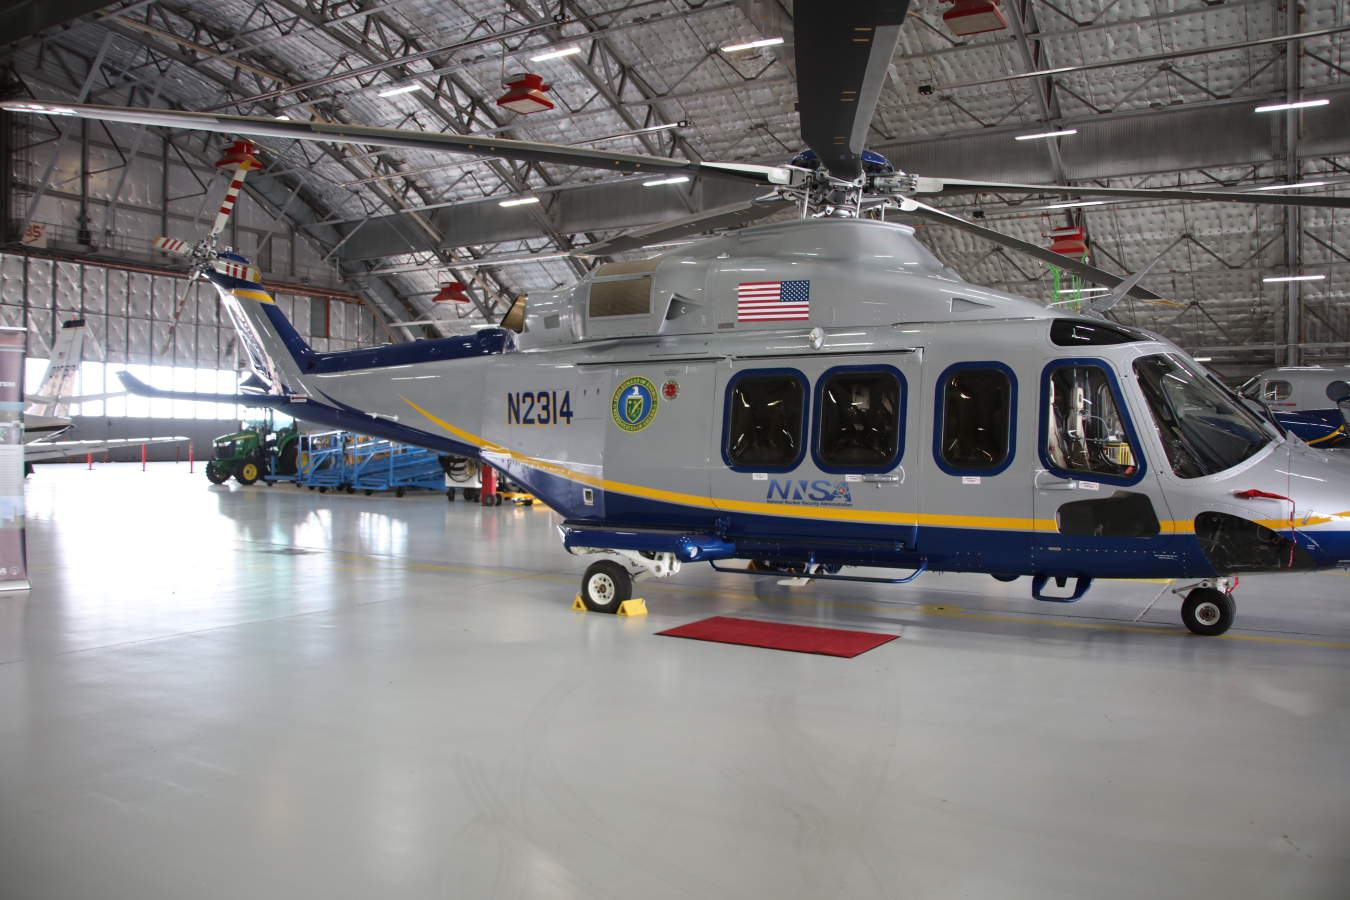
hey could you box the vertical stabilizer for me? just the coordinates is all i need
[27,319,85,417]
[205,268,310,395]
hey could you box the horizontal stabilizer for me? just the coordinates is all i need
[116,371,293,408]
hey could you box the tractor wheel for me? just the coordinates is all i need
[205,462,230,485]
[235,460,260,485]
[278,441,299,476]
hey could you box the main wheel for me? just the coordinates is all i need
[1182,588,1235,636]
[205,462,229,485]
[235,460,260,485]
[580,560,631,613]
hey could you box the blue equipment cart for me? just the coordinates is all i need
[279,430,450,497]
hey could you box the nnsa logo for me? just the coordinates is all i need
[766,479,852,506]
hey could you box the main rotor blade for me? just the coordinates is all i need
[920,176,1350,210]
[794,0,909,181]
[1,102,783,186]
[900,199,1168,302]
[577,195,796,256]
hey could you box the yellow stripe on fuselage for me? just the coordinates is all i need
[232,289,274,304]
[398,396,1335,535]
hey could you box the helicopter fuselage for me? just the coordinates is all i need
[215,218,1350,598]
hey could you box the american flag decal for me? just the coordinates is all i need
[737,280,810,322]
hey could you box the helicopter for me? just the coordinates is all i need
[7,0,1349,637]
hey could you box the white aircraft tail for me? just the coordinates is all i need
[27,319,86,417]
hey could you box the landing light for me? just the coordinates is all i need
[644,176,690,187]
[1015,129,1077,140]
[1263,274,1325,283]
[1255,99,1329,113]
[721,37,784,52]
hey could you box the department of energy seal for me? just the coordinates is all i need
[611,377,658,432]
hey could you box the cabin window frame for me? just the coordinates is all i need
[721,368,810,473]
[931,361,1018,477]
[1261,380,1293,403]
[1037,358,1148,487]
[809,364,907,474]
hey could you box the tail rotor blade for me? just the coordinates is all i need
[209,158,255,238]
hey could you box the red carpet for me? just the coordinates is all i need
[656,616,898,658]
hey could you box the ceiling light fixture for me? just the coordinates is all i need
[1015,129,1077,140]
[499,197,540,207]
[1193,357,1213,362]
[1263,274,1325,282]
[377,84,423,97]
[1056,287,1110,293]
[531,47,582,62]
[1040,200,1109,210]
[721,37,784,52]
[644,176,690,187]
[1255,98,1329,113]
[1250,181,1328,191]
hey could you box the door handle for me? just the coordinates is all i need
[863,467,903,484]
[1035,471,1077,490]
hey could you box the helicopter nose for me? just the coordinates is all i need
[1290,447,1350,568]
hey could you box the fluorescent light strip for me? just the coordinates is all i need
[721,37,784,52]
[1255,98,1330,112]
[643,176,690,187]
[1057,287,1110,293]
[1251,181,1328,191]
[1040,200,1109,210]
[1015,129,1077,140]
[531,47,582,61]
[377,84,422,97]
[1193,357,1213,362]
[499,197,540,207]
[1263,274,1325,282]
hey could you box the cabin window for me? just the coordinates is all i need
[1050,319,1141,346]
[726,374,805,467]
[1045,366,1138,478]
[1261,380,1292,402]
[940,368,1010,469]
[1133,354,1274,479]
[817,371,901,467]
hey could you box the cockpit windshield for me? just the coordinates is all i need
[1133,354,1277,478]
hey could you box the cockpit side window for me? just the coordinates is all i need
[1261,380,1292,402]
[1132,354,1275,478]
[724,372,806,469]
[1044,366,1139,479]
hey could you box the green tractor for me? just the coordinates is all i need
[205,423,300,485]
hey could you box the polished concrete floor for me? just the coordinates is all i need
[2,462,1349,899]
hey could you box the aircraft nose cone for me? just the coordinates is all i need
[1290,446,1350,568]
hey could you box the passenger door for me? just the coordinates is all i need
[709,354,920,553]
[1031,357,1175,577]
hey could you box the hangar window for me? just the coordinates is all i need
[940,368,1010,469]
[1261,380,1292,402]
[1045,366,1138,478]
[725,373,805,468]
[817,371,901,468]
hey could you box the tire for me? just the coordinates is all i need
[447,489,456,501]
[522,499,533,506]
[1182,588,1235,636]
[494,493,503,506]
[235,460,260,485]
[991,573,1020,583]
[581,560,631,613]
[318,486,328,494]
[395,486,406,498]
[365,490,373,496]
[466,489,479,502]
[205,462,230,485]
[345,485,356,494]
[277,441,299,476]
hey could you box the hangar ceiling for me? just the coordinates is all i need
[1,0,1347,376]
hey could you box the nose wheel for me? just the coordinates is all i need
[579,561,632,613]
[1181,587,1235,636]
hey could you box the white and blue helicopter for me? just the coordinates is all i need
[10,0,1350,637]
[1238,367,1350,448]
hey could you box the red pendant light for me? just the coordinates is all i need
[496,74,554,115]
[1048,226,1089,257]
[432,282,472,303]
[214,140,260,170]
[942,0,1007,36]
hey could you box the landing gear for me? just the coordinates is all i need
[1182,588,1235,636]
[580,560,631,613]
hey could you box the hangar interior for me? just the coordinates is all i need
[1,0,1349,897]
